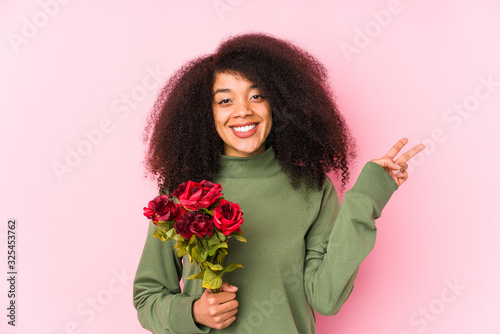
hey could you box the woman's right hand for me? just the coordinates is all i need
[192,282,239,330]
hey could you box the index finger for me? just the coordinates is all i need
[383,138,409,159]
[395,143,426,164]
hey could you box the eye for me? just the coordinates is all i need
[251,94,264,100]
[218,98,231,105]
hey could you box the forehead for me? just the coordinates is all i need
[213,72,257,92]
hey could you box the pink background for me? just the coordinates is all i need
[1,0,499,333]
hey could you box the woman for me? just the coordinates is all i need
[133,33,424,333]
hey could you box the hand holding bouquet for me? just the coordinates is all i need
[143,180,246,292]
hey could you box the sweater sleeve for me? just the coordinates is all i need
[304,161,398,316]
[133,221,210,334]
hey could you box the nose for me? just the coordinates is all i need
[232,99,253,118]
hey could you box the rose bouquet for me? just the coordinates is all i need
[143,180,246,292]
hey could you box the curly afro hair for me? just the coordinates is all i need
[143,32,357,193]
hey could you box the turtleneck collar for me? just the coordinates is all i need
[217,146,282,180]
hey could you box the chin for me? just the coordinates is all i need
[226,142,266,157]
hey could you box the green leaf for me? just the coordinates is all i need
[176,246,187,258]
[192,243,208,262]
[205,261,224,271]
[199,207,214,216]
[174,240,187,249]
[233,234,247,243]
[216,251,226,266]
[216,230,226,242]
[188,270,204,280]
[172,234,185,241]
[186,244,194,263]
[153,227,170,241]
[201,238,209,251]
[208,234,220,247]
[165,227,175,238]
[202,267,222,290]
[189,234,198,245]
[208,242,228,256]
[221,263,244,275]
[155,221,174,230]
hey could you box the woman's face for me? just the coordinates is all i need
[212,72,272,157]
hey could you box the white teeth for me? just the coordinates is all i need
[232,124,256,133]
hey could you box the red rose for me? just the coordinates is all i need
[213,199,244,236]
[173,212,194,239]
[143,195,185,224]
[190,213,214,238]
[174,211,214,239]
[171,180,223,210]
[143,207,156,220]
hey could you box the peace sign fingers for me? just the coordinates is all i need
[371,137,426,187]
[382,137,425,163]
[382,137,409,160]
[394,141,426,165]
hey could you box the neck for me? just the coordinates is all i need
[217,146,281,179]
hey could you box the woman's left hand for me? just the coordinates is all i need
[370,138,425,187]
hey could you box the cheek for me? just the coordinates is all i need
[264,106,273,133]
[212,110,226,137]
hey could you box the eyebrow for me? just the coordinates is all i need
[213,84,259,95]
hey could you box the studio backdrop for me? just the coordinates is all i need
[1,0,499,333]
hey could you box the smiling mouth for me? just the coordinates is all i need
[231,124,257,133]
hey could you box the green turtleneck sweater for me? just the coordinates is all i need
[133,147,398,333]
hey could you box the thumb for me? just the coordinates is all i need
[390,160,401,170]
[372,158,400,170]
[220,281,238,292]
[380,158,401,170]
[201,287,212,297]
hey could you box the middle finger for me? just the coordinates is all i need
[396,144,425,163]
